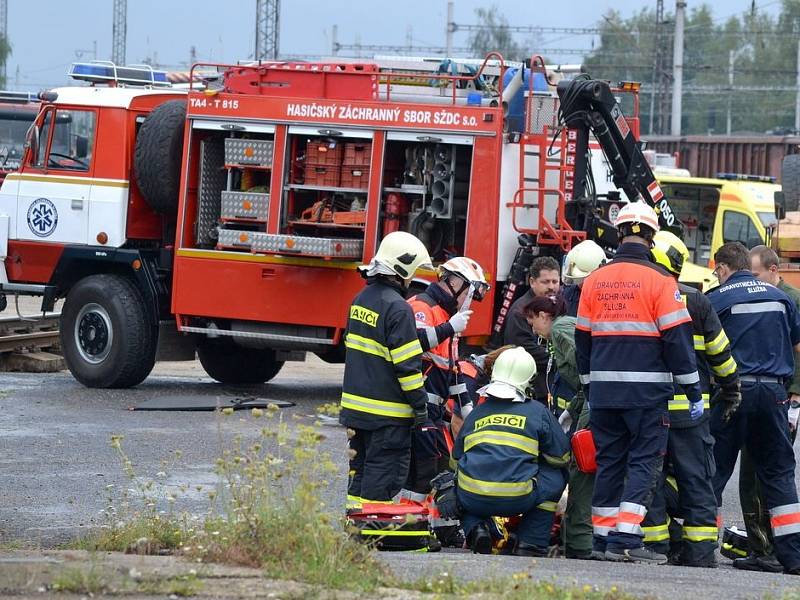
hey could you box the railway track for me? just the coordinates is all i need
[0,312,61,354]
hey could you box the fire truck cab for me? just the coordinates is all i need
[0,56,628,388]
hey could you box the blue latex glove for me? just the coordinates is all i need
[689,399,704,420]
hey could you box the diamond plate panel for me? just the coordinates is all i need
[220,191,270,222]
[225,138,274,166]
[217,228,255,250]
[251,233,362,259]
[197,139,225,247]
[527,93,559,134]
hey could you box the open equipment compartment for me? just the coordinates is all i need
[380,132,474,262]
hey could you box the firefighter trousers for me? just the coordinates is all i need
[590,406,669,552]
[738,427,799,558]
[563,399,593,556]
[347,425,412,503]
[642,421,719,565]
[457,465,566,548]
[711,381,800,571]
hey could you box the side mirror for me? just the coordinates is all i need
[775,190,787,220]
[75,135,89,159]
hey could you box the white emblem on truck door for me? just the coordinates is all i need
[27,198,58,237]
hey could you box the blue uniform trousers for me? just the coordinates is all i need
[711,380,800,571]
[642,421,718,564]
[590,406,669,552]
[457,465,566,548]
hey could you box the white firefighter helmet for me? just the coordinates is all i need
[482,346,536,402]
[563,240,607,284]
[615,201,660,236]
[438,256,490,300]
[361,231,433,280]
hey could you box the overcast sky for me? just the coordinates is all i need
[5,0,782,91]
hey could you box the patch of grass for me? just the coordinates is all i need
[316,401,341,417]
[50,565,109,594]
[135,573,203,597]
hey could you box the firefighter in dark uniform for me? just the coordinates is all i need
[406,256,489,494]
[341,231,433,509]
[708,241,800,574]
[642,231,741,568]
[452,346,570,556]
[575,202,702,565]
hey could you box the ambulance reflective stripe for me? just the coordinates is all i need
[449,383,467,395]
[589,371,673,383]
[693,335,706,351]
[417,324,439,349]
[730,301,786,315]
[537,501,558,512]
[463,430,539,456]
[616,502,647,535]
[422,351,451,369]
[397,372,424,391]
[656,307,691,330]
[589,321,659,335]
[642,523,670,543]
[390,339,423,364]
[705,330,730,356]
[576,316,592,330]
[457,471,533,497]
[669,393,711,411]
[770,503,800,536]
[592,506,619,536]
[340,392,414,419]
[345,333,391,361]
[682,526,719,542]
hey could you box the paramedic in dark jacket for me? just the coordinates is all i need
[503,256,561,402]
[707,241,800,574]
[341,232,432,509]
[453,346,570,556]
[576,202,702,564]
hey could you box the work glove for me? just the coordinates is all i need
[448,310,473,334]
[713,382,742,423]
[558,410,573,434]
[790,399,800,433]
[689,399,704,421]
[413,405,429,428]
[430,471,461,520]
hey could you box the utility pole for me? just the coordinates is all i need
[255,0,280,61]
[446,1,454,57]
[648,0,664,135]
[331,24,338,56]
[795,39,800,133]
[0,0,7,84]
[112,0,127,66]
[670,0,686,136]
[727,49,734,135]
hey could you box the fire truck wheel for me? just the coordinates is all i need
[782,154,800,211]
[134,99,187,215]
[197,339,284,384]
[61,274,157,388]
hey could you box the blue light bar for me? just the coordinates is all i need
[68,62,172,88]
[716,172,777,183]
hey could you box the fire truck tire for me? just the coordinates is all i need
[197,339,284,384]
[782,154,800,211]
[134,99,187,214]
[61,274,157,388]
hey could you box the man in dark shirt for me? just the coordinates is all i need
[503,256,560,402]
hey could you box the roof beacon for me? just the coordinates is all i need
[68,61,171,88]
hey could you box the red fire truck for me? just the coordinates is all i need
[0,57,673,388]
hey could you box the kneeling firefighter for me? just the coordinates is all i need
[642,230,740,567]
[449,346,570,555]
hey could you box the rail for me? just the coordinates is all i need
[188,52,508,107]
[0,312,60,354]
[507,187,586,251]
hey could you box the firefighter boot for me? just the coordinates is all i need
[467,522,492,555]
[605,546,668,565]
